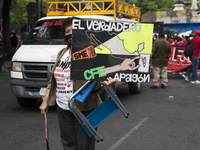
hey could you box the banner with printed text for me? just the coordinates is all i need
[71,19,153,82]
[167,46,192,72]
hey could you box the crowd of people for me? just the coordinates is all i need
[0,30,21,72]
[153,32,194,47]
[151,30,200,87]
[0,30,21,52]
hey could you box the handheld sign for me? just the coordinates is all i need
[71,19,153,82]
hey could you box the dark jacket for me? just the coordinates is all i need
[152,38,171,67]
[10,36,18,47]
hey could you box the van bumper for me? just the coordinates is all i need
[10,79,48,98]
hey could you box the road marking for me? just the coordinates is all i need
[108,117,149,150]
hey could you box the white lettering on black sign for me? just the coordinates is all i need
[73,20,141,32]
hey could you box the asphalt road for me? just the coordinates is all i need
[1,71,200,150]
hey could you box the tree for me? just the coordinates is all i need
[9,0,65,34]
[2,0,13,60]
[10,0,29,36]
[121,0,175,15]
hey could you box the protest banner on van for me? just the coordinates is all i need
[71,19,153,82]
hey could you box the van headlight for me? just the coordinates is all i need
[11,62,22,72]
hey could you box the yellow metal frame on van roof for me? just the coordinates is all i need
[46,0,141,22]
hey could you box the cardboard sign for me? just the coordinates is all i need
[71,20,153,82]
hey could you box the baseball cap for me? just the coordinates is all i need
[195,30,200,35]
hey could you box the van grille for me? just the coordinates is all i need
[25,86,40,92]
[22,63,54,81]
[24,65,47,70]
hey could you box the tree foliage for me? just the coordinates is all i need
[121,0,175,15]
[9,0,67,34]
[10,0,29,35]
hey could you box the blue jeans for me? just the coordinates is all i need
[184,55,199,81]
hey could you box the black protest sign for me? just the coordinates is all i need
[71,19,153,82]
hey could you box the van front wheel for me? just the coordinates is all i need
[17,98,38,107]
[128,82,141,94]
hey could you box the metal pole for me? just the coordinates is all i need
[36,0,40,20]
[28,15,30,32]
[41,0,43,18]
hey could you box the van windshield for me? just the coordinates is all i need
[26,19,65,44]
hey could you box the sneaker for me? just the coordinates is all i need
[191,80,200,84]
[182,74,189,82]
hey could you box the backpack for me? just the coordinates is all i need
[184,39,194,57]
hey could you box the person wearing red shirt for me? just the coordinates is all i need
[182,30,200,84]
[166,34,174,45]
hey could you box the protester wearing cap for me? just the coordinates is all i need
[182,30,200,84]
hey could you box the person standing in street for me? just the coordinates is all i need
[10,32,18,53]
[39,17,117,150]
[182,30,200,84]
[151,30,171,88]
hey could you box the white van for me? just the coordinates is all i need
[10,3,142,107]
